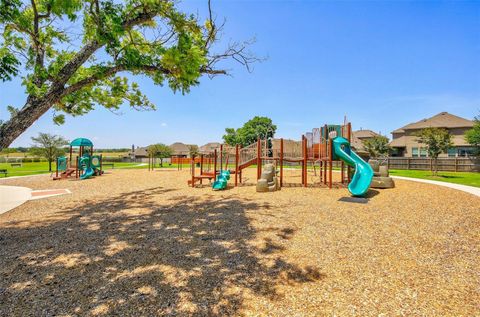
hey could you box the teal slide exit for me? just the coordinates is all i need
[212,170,230,190]
[332,137,373,196]
[80,167,95,180]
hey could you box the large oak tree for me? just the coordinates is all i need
[0,0,257,150]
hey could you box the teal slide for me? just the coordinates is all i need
[332,137,373,196]
[79,155,94,180]
[212,170,230,190]
[80,167,94,180]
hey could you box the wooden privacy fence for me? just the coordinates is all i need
[375,157,479,172]
[172,157,201,165]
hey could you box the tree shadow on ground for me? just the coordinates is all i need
[0,186,323,316]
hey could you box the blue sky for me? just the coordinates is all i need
[1,0,479,148]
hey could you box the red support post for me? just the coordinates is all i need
[347,122,352,183]
[214,149,218,177]
[303,135,308,187]
[257,137,261,180]
[329,139,333,189]
[220,144,223,172]
[69,146,72,167]
[191,156,195,187]
[280,138,284,187]
[235,144,239,186]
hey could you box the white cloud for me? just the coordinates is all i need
[160,122,167,127]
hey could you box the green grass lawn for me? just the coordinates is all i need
[0,161,144,178]
[389,169,480,188]
[2,161,478,188]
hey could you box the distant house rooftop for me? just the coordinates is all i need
[199,142,221,154]
[351,129,383,154]
[129,146,149,158]
[352,129,381,139]
[392,112,474,133]
[170,142,194,156]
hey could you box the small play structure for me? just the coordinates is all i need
[54,138,103,180]
[256,163,280,192]
[188,144,242,188]
[188,120,373,196]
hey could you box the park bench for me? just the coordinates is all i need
[0,169,7,177]
[10,163,22,167]
[103,163,114,169]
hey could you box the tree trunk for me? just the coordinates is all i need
[0,98,53,150]
[160,158,163,167]
[48,159,52,172]
[0,41,101,151]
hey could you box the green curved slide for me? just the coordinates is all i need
[79,155,94,180]
[212,170,230,190]
[332,137,373,196]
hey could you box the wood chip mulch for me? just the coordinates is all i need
[0,169,479,316]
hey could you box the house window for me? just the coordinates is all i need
[457,147,474,157]
[412,147,419,157]
[448,148,457,157]
[420,147,427,157]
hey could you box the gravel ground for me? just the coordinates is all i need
[0,169,479,316]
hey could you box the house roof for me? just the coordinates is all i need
[169,142,193,155]
[199,142,221,154]
[389,136,407,148]
[392,112,474,133]
[352,129,380,139]
[128,147,149,157]
[350,134,365,151]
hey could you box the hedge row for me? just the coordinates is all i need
[0,157,47,163]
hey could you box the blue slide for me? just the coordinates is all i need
[80,167,95,180]
[332,137,373,196]
[79,155,94,180]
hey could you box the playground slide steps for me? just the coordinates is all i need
[53,168,76,180]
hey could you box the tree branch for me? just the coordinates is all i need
[61,63,226,98]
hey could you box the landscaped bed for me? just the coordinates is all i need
[0,169,478,316]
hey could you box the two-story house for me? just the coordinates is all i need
[389,112,474,157]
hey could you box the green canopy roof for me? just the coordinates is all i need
[70,138,93,147]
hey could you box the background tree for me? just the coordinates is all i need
[415,127,453,175]
[465,112,480,155]
[147,143,172,167]
[0,147,17,157]
[223,116,277,147]
[362,135,391,157]
[30,132,68,171]
[222,128,239,146]
[0,0,259,150]
[188,144,199,158]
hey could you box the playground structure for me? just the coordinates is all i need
[188,120,373,196]
[256,163,280,192]
[188,144,243,187]
[54,138,103,180]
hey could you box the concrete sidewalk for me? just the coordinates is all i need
[0,185,32,215]
[391,176,480,197]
